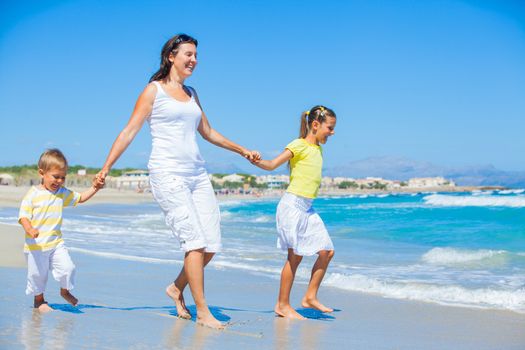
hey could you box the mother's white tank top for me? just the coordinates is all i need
[147,81,206,175]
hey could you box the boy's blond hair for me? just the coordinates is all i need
[38,149,68,172]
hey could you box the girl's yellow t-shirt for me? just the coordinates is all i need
[285,138,323,199]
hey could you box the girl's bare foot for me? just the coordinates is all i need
[301,297,333,313]
[274,303,306,320]
[196,311,225,329]
[60,289,78,306]
[166,284,191,319]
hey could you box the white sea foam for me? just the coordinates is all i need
[219,200,246,208]
[422,247,507,266]
[211,259,281,275]
[424,194,525,207]
[498,189,525,195]
[324,273,525,312]
[254,215,273,223]
[69,247,183,265]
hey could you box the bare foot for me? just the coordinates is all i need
[60,289,78,306]
[166,284,191,319]
[37,302,53,313]
[274,303,306,320]
[301,297,333,313]
[196,312,225,330]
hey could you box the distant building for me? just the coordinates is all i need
[77,169,87,176]
[256,174,289,189]
[408,177,455,188]
[0,173,14,185]
[109,170,150,191]
[221,174,245,183]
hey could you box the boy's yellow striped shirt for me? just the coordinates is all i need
[18,186,80,252]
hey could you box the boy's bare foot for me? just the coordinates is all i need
[196,312,225,330]
[166,284,191,319]
[36,302,53,313]
[34,295,53,313]
[274,303,306,320]
[60,289,78,306]
[301,297,333,313]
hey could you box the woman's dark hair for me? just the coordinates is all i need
[149,34,198,82]
[299,105,336,138]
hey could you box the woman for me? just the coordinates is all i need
[96,34,259,329]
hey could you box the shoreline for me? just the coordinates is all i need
[0,184,509,209]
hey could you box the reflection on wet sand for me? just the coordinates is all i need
[20,310,75,350]
[164,317,216,350]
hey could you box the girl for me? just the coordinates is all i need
[96,34,259,329]
[253,105,337,320]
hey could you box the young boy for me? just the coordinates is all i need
[18,149,104,312]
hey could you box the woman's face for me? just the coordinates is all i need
[169,43,198,79]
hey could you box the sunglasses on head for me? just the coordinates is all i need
[173,34,196,46]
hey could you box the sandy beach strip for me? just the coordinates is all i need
[0,185,156,209]
[0,223,25,268]
[1,251,524,349]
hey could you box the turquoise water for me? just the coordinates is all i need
[1,190,524,312]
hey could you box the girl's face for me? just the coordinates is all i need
[39,166,67,192]
[169,43,198,79]
[314,116,337,144]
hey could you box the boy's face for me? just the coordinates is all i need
[39,166,67,192]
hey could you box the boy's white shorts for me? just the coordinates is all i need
[149,171,222,253]
[276,192,334,256]
[25,243,76,295]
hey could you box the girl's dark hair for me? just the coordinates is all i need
[149,34,198,83]
[299,105,336,138]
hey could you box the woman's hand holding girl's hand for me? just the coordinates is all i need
[242,149,261,162]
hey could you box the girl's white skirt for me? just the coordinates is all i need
[276,192,334,256]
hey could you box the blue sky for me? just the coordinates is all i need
[1,0,524,172]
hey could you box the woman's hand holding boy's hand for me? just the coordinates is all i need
[92,175,105,190]
[95,169,109,189]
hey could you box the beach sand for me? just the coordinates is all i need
[1,251,524,349]
[1,186,524,349]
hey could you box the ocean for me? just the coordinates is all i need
[1,189,524,313]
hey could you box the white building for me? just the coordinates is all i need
[221,174,245,183]
[408,177,455,188]
[256,174,289,189]
[109,170,150,190]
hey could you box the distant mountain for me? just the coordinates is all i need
[326,156,525,188]
[205,162,246,175]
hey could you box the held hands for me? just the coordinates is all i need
[94,170,109,190]
[92,174,105,190]
[242,149,261,163]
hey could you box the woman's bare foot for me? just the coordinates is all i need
[274,303,306,320]
[60,289,78,306]
[196,311,225,329]
[166,284,191,319]
[301,297,333,313]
